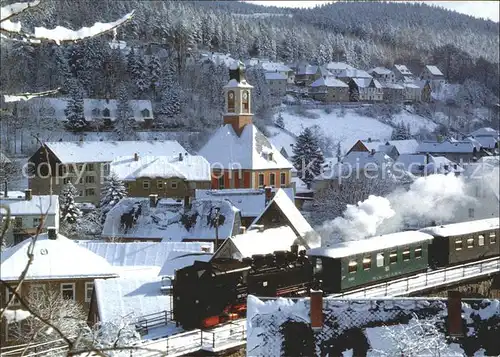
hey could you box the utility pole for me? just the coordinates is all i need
[214,207,220,250]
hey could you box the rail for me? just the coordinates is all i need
[0,337,72,357]
[134,310,172,335]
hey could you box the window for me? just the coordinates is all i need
[455,239,463,251]
[77,164,83,171]
[478,235,485,246]
[402,249,410,261]
[467,238,474,249]
[60,283,75,300]
[141,108,150,118]
[14,217,22,227]
[85,188,95,197]
[490,232,497,244]
[91,108,100,117]
[157,181,164,189]
[280,172,286,186]
[102,108,110,117]
[86,164,94,172]
[242,91,249,113]
[85,282,93,303]
[30,284,46,300]
[5,286,20,306]
[362,256,371,270]
[227,90,235,112]
[85,176,95,184]
[269,173,276,187]
[77,177,84,184]
[468,208,474,218]
[78,190,83,197]
[268,153,273,161]
[218,175,224,189]
[389,251,398,264]
[414,246,423,259]
[63,177,71,184]
[170,181,178,189]
[143,180,150,190]
[348,260,357,273]
[102,164,110,177]
[33,217,41,228]
[376,253,384,267]
[258,173,265,188]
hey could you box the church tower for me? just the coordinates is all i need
[223,62,254,136]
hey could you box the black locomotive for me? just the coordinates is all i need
[172,244,313,329]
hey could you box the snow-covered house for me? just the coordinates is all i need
[335,68,373,84]
[345,139,386,156]
[259,61,294,84]
[1,228,117,344]
[420,65,446,86]
[347,78,383,102]
[392,64,415,83]
[403,82,421,102]
[264,72,288,97]
[395,154,463,176]
[101,196,242,245]
[413,79,433,102]
[325,62,355,77]
[246,295,500,356]
[367,67,395,84]
[466,127,499,152]
[28,140,186,205]
[294,64,318,86]
[381,82,405,102]
[198,63,293,190]
[0,190,59,246]
[199,51,237,68]
[416,140,483,163]
[309,76,349,102]
[385,139,420,156]
[110,154,211,200]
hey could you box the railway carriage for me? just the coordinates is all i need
[420,218,500,268]
[307,231,434,293]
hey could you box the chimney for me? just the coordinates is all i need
[367,137,372,143]
[370,149,376,155]
[239,226,246,234]
[265,186,273,205]
[25,189,32,201]
[179,153,183,161]
[47,227,57,240]
[149,194,158,208]
[447,291,463,338]
[134,153,139,161]
[310,289,323,330]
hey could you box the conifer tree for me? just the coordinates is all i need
[148,55,162,98]
[276,110,285,129]
[292,127,325,187]
[64,79,87,132]
[100,173,128,224]
[59,183,81,224]
[113,84,137,141]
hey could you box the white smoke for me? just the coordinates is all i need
[320,174,475,245]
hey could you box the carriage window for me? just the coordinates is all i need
[414,246,422,259]
[455,239,462,251]
[389,251,398,264]
[490,232,497,244]
[402,250,410,261]
[478,235,485,246]
[362,256,371,270]
[348,260,357,273]
[376,253,384,267]
[467,238,474,248]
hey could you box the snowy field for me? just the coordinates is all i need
[274,107,437,153]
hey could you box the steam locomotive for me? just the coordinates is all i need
[172,218,499,330]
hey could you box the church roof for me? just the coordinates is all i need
[198,124,293,170]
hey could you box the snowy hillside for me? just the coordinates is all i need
[272,107,437,153]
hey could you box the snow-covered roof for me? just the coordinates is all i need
[310,76,348,88]
[425,65,444,77]
[94,275,169,323]
[426,156,464,174]
[0,195,58,216]
[158,251,212,277]
[395,154,427,174]
[342,151,393,169]
[369,67,393,75]
[336,68,372,79]
[419,218,499,237]
[382,83,404,89]
[1,232,118,281]
[325,62,355,71]
[223,78,254,89]
[417,140,477,154]
[195,188,295,217]
[200,52,237,68]
[261,62,292,73]
[404,83,420,89]
[352,78,381,89]
[360,139,383,152]
[198,123,293,170]
[307,231,434,259]
[386,139,419,154]
[0,151,11,163]
[470,127,499,138]
[266,126,296,158]
[0,191,25,199]
[79,241,213,267]
[43,140,186,164]
[212,226,300,261]
[393,64,413,76]
[296,64,317,75]
[102,197,240,241]
[17,98,153,122]
[250,189,318,247]
[264,72,288,81]
[110,154,210,182]
[291,176,312,194]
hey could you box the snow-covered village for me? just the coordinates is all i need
[0,0,499,356]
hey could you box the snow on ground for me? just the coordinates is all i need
[276,107,436,153]
[266,126,296,158]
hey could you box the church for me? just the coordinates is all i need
[199,62,293,190]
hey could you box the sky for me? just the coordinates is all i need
[244,1,500,22]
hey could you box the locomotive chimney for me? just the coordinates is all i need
[290,244,299,255]
[447,290,463,338]
[310,289,323,330]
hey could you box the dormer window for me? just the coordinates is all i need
[91,108,101,117]
[227,91,235,113]
[268,152,273,161]
[242,91,249,113]
[141,108,150,118]
[102,108,110,117]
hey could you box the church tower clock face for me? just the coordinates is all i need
[242,92,248,100]
[229,92,234,99]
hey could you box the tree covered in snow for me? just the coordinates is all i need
[113,84,137,141]
[292,127,325,186]
[81,317,141,355]
[59,182,81,224]
[64,79,87,132]
[100,173,127,223]
[348,82,360,102]
[77,210,103,239]
[246,64,271,115]
[148,54,162,98]
[156,60,182,127]
[275,110,285,129]
[391,122,412,140]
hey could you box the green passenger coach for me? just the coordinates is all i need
[307,231,434,293]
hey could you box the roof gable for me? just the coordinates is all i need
[425,65,444,77]
[386,139,419,154]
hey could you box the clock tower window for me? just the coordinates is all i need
[227,91,235,112]
[242,90,249,113]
